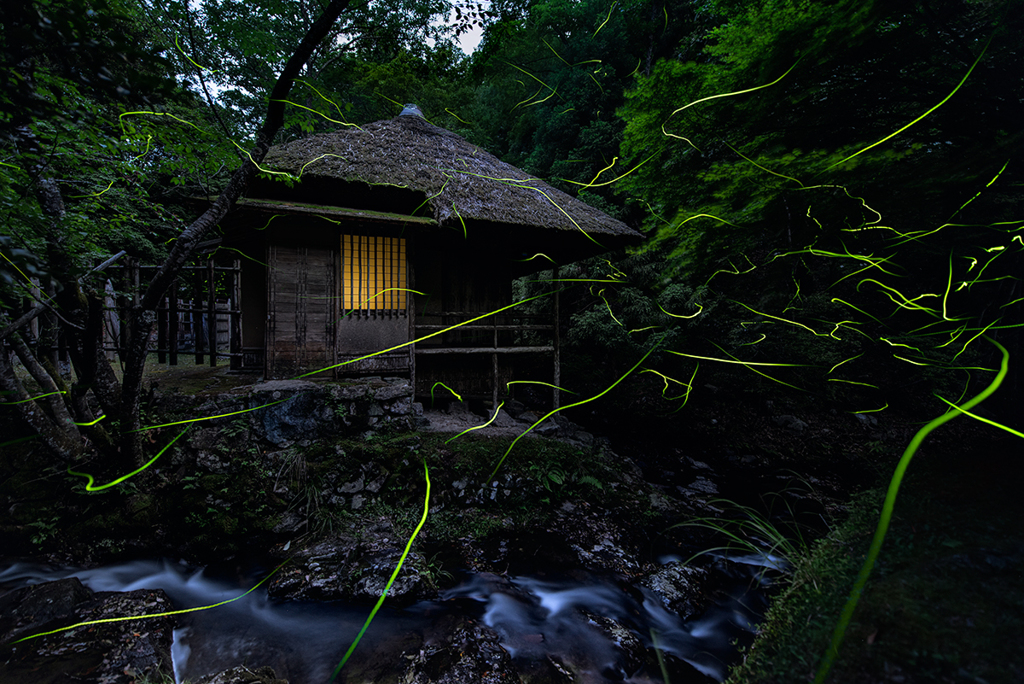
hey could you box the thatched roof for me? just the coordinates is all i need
[261,114,642,243]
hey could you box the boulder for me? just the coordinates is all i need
[0,582,175,684]
[193,665,288,684]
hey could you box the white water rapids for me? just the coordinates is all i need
[1,557,771,683]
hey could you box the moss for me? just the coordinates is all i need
[727,443,1024,684]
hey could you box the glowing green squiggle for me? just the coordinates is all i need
[824,36,991,171]
[330,460,431,682]
[487,346,655,482]
[10,561,287,644]
[68,427,189,491]
[129,397,290,432]
[815,337,1009,683]
[0,390,66,405]
[446,402,506,444]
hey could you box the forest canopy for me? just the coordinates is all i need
[1,0,1022,466]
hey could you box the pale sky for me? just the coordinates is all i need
[457,23,485,55]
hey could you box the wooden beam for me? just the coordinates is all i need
[414,346,554,355]
[207,258,217,367]
[230,258,242,371]
[553,264,560,410]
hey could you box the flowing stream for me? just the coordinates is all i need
[1,557,772,683]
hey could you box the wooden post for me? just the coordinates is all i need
[230,259,242,371]
[169,280,178,366]
[157,293,167,364]
[552,265,560,410]
[193,269,204,365]
[492,351,499,413]
[408,256,416,396]
[207,258,217,367]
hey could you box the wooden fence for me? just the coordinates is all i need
[103,256,247,370]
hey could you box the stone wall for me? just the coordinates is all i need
[148,377,422,453]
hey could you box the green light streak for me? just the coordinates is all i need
[294,79,361,129]
[593,1,617,36]
[824,37,990,171]
[732,300,829,337]
[827,378,879,389]
[850,404,888,414]
[118,110,212,138]
[445,108,471,124]
[641,367,696,403]
[430,382,463,404]
[816,337,1008,683]
[130,398,289,432]
[934,395,1024,439]
[663,59,800,124]
[295,290,558,378]
[561,153,657,190]
[488,347,655,482]
[596,288,624,327]
[69,178,116,199]
[516,253,556,264]
[828,354,863,374]
[297,153,349,177]
[507,380,579,395]
[951,318,999,361]
[175,34,221,74]
[665,350,809,367]
[857,278,940,316]
[831,298,887,325]
[446,402,506,444]
[678,213,744,229]
[330,460,430,682]
[74,414,107,426]
[659,302,703,319]
[948,158,1010,221]
[1,390,66,405]
[712,343,810,393]
[68,427,189,491]
[738,334,767,346]
[13,561,286,644]
[723,140,804,186]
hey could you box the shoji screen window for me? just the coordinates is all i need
[341,235,407,314]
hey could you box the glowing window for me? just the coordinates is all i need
[341,235,407,312]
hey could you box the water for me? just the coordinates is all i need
[0,557,769,683]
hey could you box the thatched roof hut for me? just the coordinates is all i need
[250,112,642,258]
[223,110,641,400]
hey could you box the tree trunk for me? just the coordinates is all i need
[116,0,352,464]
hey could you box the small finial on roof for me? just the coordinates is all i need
[400,103,424,118]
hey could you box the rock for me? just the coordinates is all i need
[373,382,412,403]
[399,614,521,684]
[490,409,518,428]
[853,412,878,427]
[257,390,332,446]
[642,562,710,620]
[193,665,288,684]
[503,399,527,418]
[773,414,808,431]
[339,476,365,493]
[582,611,648,678]
[351,549,429,603]
[682,476,718,496]
[196,450,230,474]
[0,576,93,644]
[0,583,175,684]
[330,383,370,401]
[271,511,306,534]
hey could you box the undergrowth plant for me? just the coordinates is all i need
[673,494,814,581]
